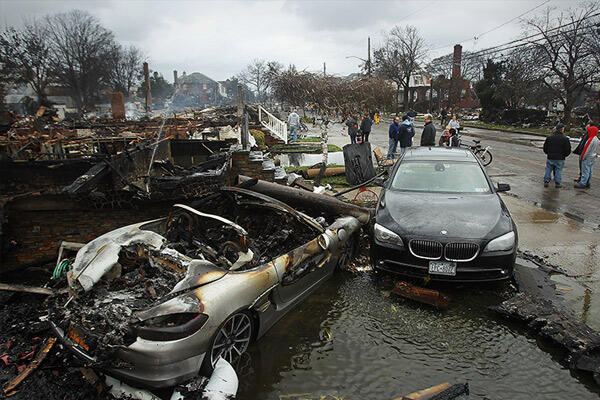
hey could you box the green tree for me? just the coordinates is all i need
[475,60,506,122]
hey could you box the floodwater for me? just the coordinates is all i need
[237,271,599,400]
[276,152,345,167]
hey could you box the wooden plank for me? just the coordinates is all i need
[395,382,451,400]
[392,281,451,309]
[0,283,55,296]
[4,337,56,394]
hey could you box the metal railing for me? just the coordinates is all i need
[258,105,288,144]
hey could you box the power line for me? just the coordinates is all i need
[460,12,600,62]
[430,0,552,52]
[474,0,551,40]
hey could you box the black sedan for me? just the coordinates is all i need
[370,147,517,282]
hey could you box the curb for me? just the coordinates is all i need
[464,132,538,147]
[462,123,549,137]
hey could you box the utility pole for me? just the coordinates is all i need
[323,62,326,77]
[367,36,371,78]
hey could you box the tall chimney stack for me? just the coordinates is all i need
[452,44,462,79]
[143,62,152,112]
[173,70,178,87]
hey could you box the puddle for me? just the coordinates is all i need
[237,272,599,399]
[275,152,345,167]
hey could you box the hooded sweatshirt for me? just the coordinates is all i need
[581,126,599,160]
[399,119,415,147]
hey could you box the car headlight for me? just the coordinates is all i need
[136,313,209,341]
[483,231,515,252]
[374,223,404,247]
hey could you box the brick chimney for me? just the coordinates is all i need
[173,70,178,87]
[452,44,462,79]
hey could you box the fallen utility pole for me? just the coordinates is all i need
[237,175,371,224]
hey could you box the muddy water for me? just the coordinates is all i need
[237,272,599,400]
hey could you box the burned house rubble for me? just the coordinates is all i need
[0,105,278,273]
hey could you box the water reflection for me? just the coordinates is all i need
[237,273,599,400]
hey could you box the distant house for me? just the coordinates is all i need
[5,84,76,113]
[173,72,228,107]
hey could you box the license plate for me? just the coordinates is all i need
[428,261,457,276]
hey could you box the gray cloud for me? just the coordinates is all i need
[0,0,574,82]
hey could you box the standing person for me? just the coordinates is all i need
[447,114,460,132]
[441,108,448,128]
[543,123,571,188]
[420,114,436,146]
[406,109,417,127]
[360,112,373,142]
[288,109,300,143]
[573,125,590,183]
[399,115,415,152]
[387,116,401,159]
[575,124,598,189]
[345,115,359,144]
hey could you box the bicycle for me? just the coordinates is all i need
[469,139,493,166]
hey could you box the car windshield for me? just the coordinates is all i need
[390,161,491,193]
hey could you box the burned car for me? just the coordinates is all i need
[49,187,362,388]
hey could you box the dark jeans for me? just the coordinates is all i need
[363,131,370,142]
[350,134,357,144]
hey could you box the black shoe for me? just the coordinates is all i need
[555,183,562,188]
[544,181,549,187]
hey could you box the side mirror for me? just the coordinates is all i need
[374,177,387,187]
[496,183,511,192]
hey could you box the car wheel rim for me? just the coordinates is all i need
[210,313,252,366]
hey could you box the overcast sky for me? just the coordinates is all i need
[0,0,577,82]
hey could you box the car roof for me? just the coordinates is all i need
[401,147,477,162]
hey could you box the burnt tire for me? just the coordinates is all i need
[200,311,254,375]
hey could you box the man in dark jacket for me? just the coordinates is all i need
[387,116,401,159]
[420,114,436,146]
[399,115,415,151]
[543,123,571,188]
[345,115,359,144]
[360,113,373,142]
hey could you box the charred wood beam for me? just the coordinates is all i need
[61,162,110,195]
[237,175,371,224]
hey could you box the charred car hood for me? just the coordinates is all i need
[68,220,226,292]
[380,190,507,239]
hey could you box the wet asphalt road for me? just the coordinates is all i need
[325,119,600,227]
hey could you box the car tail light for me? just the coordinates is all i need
[136,313,208,341]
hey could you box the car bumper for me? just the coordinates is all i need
[50,322,205,389]
[370,242,515,282]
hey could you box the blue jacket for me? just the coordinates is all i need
[399,119,415,147]
[388,122,400,140]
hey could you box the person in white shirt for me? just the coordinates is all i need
[447,114,460,132]
[288,110,300,143]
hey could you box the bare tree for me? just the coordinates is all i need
[238,59,277,102]
[45,10,117,112]
[110,45,145,98]
[426,51,486,82]
[373,25,427,111]
[524,3,599,127]
[0,19,53,105]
